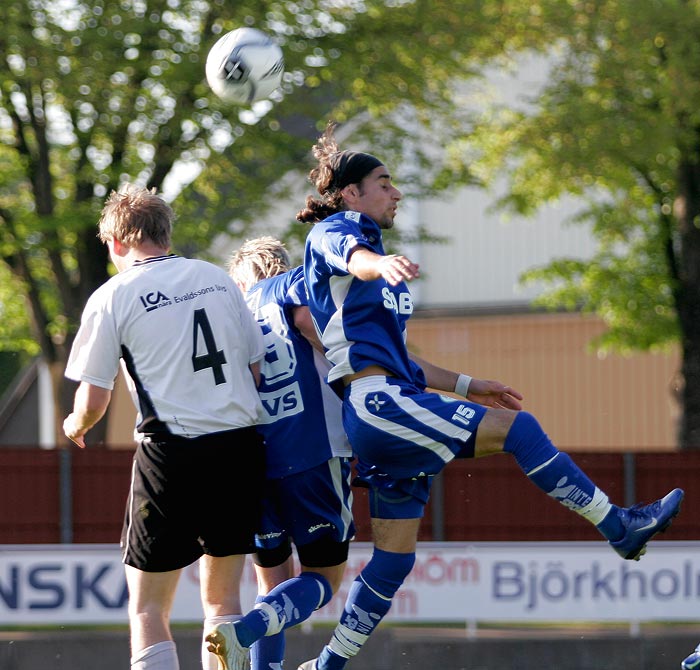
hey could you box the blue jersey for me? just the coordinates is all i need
[304,211,426,387]
[246,266,351,478]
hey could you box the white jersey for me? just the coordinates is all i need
[65,255,264,439]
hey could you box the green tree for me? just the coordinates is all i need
[456,0,700,448]
[0,0,503,444]
[5,0,700,450]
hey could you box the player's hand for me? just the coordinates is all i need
[377,254,420,286]
[466,379,523,410]
[63,414,87,448]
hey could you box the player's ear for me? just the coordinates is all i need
[341,183,359,203]
[110,237,129,257]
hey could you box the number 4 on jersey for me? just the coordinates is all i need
[192,308,227,385]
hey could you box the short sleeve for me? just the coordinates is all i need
[285,267,308,308]
[229,278,265,364]
[64,288,121,389]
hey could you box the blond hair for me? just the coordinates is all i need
[228,236,291,290]
[98,183,173,248]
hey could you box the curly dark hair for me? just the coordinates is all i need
[296,122,383,224]
[296,122,345,224]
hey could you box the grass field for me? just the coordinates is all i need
[2,621,699,670]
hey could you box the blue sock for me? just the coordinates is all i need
[503,411,558,472]
[597,506,624,541]
[504,412,621,536]
[250,596,285,670]
[317,548,415,670]
[234,572,332,648]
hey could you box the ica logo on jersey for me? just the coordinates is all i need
[382,287,413,314]
[139,291,172,312]
[258,381,304,424]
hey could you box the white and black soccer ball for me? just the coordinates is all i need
[205,27,284,105]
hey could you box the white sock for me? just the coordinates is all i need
[131,641,179,670]
[202,614,241,670]
[578,487,612,525]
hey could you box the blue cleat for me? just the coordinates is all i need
[682,643,700,670]
[609,488,684,560]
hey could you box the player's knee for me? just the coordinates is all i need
[503,411,540,450]
[502,411,557,472]
[300,571,334,610]
[301,563,346,594]
[362,547,416,599]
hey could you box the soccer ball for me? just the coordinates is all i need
[205,27,284,105]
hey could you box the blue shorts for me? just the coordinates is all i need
[344,376,487,519]
[255,456,355,563]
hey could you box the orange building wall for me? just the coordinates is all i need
[106,311,682,451]
[105,370,137,448]
[408,311,680,451]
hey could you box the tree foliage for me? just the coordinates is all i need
[3,0,700,448]
[0,0,502,442]
[458,0,700,447]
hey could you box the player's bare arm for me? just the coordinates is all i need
[347,247,419,285]
[249,360,262,387]
[63,382,112,448]
[465,378,524,410]
[409,352,523,410]
[293,305,326,354]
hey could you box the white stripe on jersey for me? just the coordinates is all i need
[323,274,354,380]
[348,377,471,463]
[313,349,352,458]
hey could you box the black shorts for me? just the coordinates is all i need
[121,426,265,572]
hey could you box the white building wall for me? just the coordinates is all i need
[412,53,599,309]
[216,55,600,309]
[214,175,598,310]
[413,187,596,308]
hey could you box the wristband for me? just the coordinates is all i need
[454,373,472,397]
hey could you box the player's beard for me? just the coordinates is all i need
[378,212,396,229]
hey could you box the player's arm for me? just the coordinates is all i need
[409,352,524,410]
[347,247,420,286]
[249,360,262,387]
[292,305,325,354]
[63,382,112,448]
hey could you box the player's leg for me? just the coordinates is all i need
[261,458,354,670]
[125,565,181,670]
[292,456,354,597]
[198,426,267,670]
[472,408,684,560]
[304,516,419,670]
[122,437,207,670]
[208,459,353,666]
[298,560,347,594]
[255,557,296,596]
[207,568,333,662]
[250,549,296,670]
[200,554,247,670]
[205,551,316,670]
[296,378,446,670]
